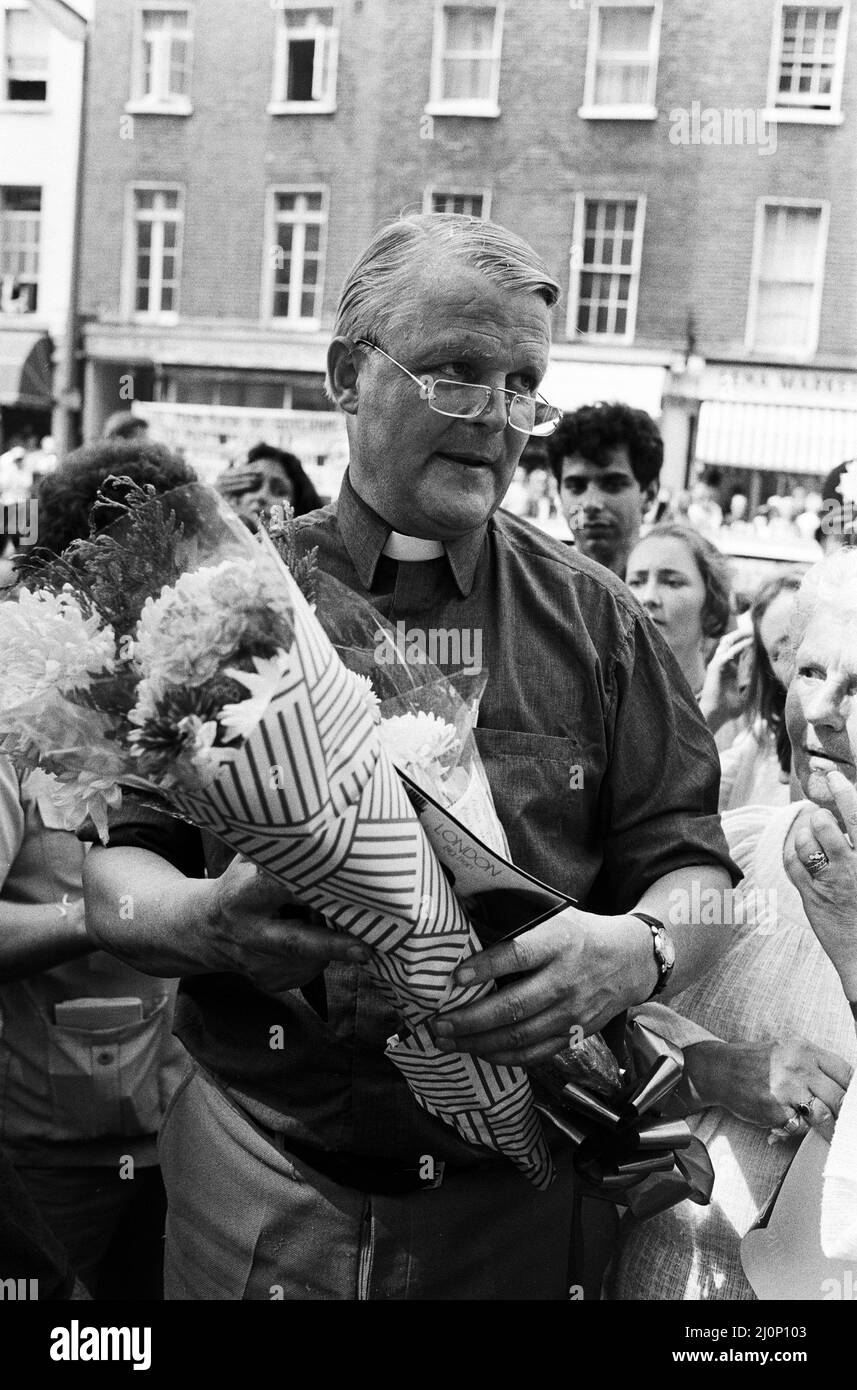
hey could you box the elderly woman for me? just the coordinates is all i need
[606,548,857,1301]
[784,553,857,1263]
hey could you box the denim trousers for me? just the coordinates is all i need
[159,1065,583,1301]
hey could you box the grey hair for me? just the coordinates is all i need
[325,213,560,398]
[791,549,857,651]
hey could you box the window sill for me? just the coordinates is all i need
[761,107,843,125]
[124,99,193,116]
[267,101,337,115]
[577,104,658,121]
[129,312,180,326]
[424,100,501,118]
[0,101,51,114]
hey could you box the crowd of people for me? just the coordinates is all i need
[0,211,856,1303]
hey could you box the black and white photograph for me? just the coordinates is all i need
[0,0,855,1363]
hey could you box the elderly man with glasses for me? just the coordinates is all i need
[83,214,739,1301]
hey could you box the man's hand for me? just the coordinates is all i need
[204,856,372,996]
[686,1037,853,1141]
[432,908,655,1067]
[784,769,857,999]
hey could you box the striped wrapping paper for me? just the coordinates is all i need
[170,563,553,1190]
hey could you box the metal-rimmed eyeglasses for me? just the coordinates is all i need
[355,339,562,438]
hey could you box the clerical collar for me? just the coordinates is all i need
[336,471,486,597]
[382,532,445,560]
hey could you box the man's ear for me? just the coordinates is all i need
[327,338,361,416]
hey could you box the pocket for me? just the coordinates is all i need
[45,993,174,1142]
[473,727,602,899]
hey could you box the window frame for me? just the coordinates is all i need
[123,181,185,323]
[268,1,340,114]
[566,192,647,345]
[0,183,41,315]
[127,1,195,116]
[764,1,849,124]
[425,0,504,118]
[744,196,830,358]
[261,184,328,330]
[0,1,50,110]
[579,0,662,121]
[422,186,492,219]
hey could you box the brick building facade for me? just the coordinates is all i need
[77,0,857,499]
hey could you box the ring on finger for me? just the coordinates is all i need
[805,849,830,877]
[782,1111,804,1136]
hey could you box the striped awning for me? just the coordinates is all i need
[696,399,857,474]
[0,329,53,408]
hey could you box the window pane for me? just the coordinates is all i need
[599,5,653,52]
[301,291,316,318]
[303,224,320,253]
[136,190,156,210]
[445,6,495,51]
[287,37,316,99]
[594,58,649,104]
[276,193,297,213]
[5,7,49,100]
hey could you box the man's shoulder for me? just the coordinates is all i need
[490,508,639,613]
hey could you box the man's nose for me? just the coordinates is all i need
[472,386,512,432]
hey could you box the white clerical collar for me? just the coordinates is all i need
[382,531,445,561]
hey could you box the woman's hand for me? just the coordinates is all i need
[697,628,753,731]
[685,1036,852,1141]
[784,768,857,1001]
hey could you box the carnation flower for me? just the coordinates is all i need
[132,557,293,697]
[0,587,115,714]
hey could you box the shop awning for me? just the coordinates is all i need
[696,399,857,474]
[0,329,53,408]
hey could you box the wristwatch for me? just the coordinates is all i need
[631,912,676,1000]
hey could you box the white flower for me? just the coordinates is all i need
[378,711,459,784]
[0,587,115,715]
[132,557,293,694]
[219,651,292,741]
[345,671,381,723]
[25,766,124,845]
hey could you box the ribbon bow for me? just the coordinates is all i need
[532,1022,714,1220]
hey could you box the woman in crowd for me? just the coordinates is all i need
[715,572,802,811]
[606,548,857,1300]
[625,523,731,700]
[216,441,323,531]
[0,439,195,1298]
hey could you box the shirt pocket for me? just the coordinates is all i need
[473,727,602,899]
[44,993,176,1143]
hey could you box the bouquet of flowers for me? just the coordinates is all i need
[1,481,553,1187]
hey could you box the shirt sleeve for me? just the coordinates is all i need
[76,793,207,878]
[0,755,25,893]
[593,609,741,911]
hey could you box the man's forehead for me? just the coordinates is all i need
[561,449,637,479]
[385,262,551,362]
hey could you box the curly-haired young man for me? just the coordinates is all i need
[547,401,663,579]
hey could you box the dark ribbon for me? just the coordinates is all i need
[532,1022,714,1220]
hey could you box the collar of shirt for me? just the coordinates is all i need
[337,471,486,598]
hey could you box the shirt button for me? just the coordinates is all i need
[96,1051,114,1065]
